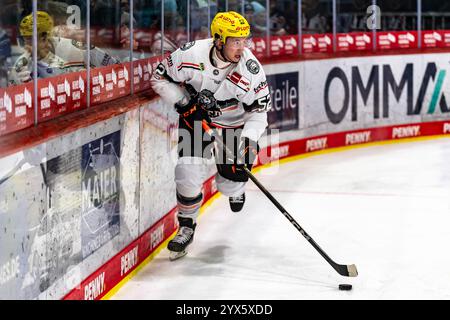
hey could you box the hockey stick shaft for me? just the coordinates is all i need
[202,121,358,277]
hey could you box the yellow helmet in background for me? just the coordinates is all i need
[210,11,250,44]
[19,11,54,37]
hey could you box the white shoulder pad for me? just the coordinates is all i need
[238,49,263,79]
[234,49,271,113]
[177,39,211,58]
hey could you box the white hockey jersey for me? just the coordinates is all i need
[151,38,271,142]
[9,37,121,85]
[8,50,83,85]
[52,37,121,67]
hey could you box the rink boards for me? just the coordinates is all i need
[1,51,450,299]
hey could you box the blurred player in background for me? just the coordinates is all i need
[9,10,121,85]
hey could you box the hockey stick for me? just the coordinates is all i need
[202,120,358,277]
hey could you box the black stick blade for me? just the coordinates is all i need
[334,263,358,277]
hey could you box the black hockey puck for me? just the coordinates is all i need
[338,284,352,291]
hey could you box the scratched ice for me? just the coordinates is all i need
[111,137,450,299]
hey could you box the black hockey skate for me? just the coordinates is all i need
[168,217,196,261]
[229,193,246,212]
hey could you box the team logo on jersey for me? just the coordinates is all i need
[181,41,195,51]
[227,71,250,92]
[213,69,219,76]
[71,39,86,49]
[246,59,260,75]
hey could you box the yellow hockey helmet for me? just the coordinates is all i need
[210,11,250,44]
[19,11,54,37]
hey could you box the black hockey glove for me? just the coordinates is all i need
[197,89,222,118]
[217,136,259,182]
[175,89,222,127]
[175,96,212,126]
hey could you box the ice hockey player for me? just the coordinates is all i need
[9,11,120,85]
[151,11,271,260]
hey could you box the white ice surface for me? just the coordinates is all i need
[112,137,450,300]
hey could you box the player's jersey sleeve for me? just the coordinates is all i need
[241,110,268,142]
[150,48,190,107]
[240,58,271,113]
[89,46,120,66]
[239,57,271,142]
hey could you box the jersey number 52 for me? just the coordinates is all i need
[245,94,271,113]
